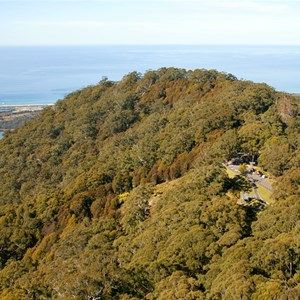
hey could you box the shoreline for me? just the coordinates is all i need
[0,104,53,107]
[0,105,50,132]
[0,104,51,110]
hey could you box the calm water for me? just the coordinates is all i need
[0,45,300,106]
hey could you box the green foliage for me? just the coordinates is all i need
[225,175,252,194]
[0,68,299,298]
[238,163,248,174]
[259,136,291,176]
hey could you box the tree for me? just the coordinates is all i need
[259,136,291,176]
[238,163,248,175]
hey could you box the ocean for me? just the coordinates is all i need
[0,45,299,106]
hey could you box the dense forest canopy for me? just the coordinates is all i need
[0,68,299,299]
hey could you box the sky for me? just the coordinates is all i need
[0,0,300,45]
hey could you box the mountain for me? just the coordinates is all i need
[0,68,299,299]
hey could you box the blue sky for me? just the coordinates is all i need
[0,0,299,45]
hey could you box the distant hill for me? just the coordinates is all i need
[0,68,299,299]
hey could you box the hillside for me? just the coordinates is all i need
[0,68,299,299]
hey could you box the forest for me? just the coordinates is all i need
[0,68,299,299]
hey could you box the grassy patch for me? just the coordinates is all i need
[257,185,274,204]
[226,168,238,178]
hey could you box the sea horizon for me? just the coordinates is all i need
[0,44,300,106]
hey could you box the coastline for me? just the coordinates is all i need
[0,104,53,107]
[0,104,50,110]
[0,104,49,134]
